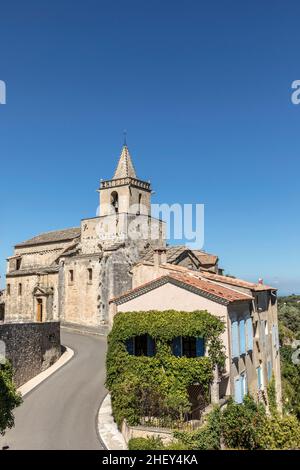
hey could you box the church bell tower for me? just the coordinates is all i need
[98,144,152,217]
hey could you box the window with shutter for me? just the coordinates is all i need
[239,320,246,355]
[231,321,239,358]
[246,317,253,351]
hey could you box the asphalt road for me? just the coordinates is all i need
[0,330,107,450]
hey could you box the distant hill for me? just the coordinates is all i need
[278,295,300,418]
[278,295,300,338]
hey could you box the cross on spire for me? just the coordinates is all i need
[123,129,127,146]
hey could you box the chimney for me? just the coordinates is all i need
[153,247,167,267]
[258,278,263,285]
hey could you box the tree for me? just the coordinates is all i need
[278,295,300,418]
[0,361,22,435]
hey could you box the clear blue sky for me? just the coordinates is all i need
[0,0,299,294]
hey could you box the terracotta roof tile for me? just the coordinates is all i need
[110,272,252,305]
[199,271,275,291]
[192,250,218,265]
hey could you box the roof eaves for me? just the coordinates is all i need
[110,275,247,307]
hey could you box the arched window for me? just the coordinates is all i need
[111,191,119,214]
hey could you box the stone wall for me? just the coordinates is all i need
[0,321,61,387]
[0,290,4,321]
[121,419,173,445]
[0,303,4,322]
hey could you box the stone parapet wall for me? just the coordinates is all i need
[0,321,61,387]
[121,419,173,445]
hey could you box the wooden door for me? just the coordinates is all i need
[37,299,43,322]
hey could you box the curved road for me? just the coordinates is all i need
[0,331,107,450]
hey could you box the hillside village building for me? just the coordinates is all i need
[110,259,282,409]
[3,143,282,409]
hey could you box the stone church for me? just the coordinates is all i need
[4,144,219,328]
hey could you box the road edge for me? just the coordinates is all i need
[97,393,127,450]
[18,346,74,397]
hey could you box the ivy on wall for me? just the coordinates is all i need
[106,310,225,426]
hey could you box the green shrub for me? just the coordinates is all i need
[174,407,221,450]
[280,345,300,418]
[0,361,22,435]
[267,376,277,415]
[258,414,300,450]
[128,403,300,450]
[278,296,300,418]
[221,396,266,450]
[128,436,164,450]
[173,397,300,450]
[164,440,191,450]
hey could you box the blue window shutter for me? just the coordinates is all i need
[147,335,155,357]
[196,338,205,357]
[172,337,182,357]
[267,361,272,382]
[246,318,253,351]
[234,377,242,404]
[231,321,239,358]
[257,366,262,390]
[239,320,246,355]
[126,337,134,355]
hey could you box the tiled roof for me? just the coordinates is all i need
[192,250,218,265]
[140,245,218,266]
[113,145,137,179]
[15,227,81,248]
[110,272,252,306]
[199,272,275,291]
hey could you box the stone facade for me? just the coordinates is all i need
[1,147,153,326]
[0,321,61,387]
[0,290,4,321]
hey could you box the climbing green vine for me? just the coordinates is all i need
[106,310,225,426]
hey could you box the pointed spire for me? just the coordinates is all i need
[113,144,137,179]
